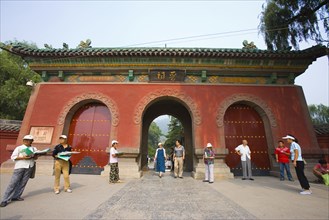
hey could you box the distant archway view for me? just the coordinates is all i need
[140,97,194,174]
[147,115,184,171]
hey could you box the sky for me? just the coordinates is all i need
[1,0,328,106]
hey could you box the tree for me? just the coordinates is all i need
[164,116,184,150]
[308,104,329,125]
[259,0,329,50]
[148,122,163,157]
[0,41,41,120]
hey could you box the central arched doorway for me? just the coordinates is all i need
[140,98,194,174]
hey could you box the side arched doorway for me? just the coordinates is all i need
[67,102,111,174]
[140,98,194,174]
[224,103,271,176]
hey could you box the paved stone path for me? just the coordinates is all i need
[84,172,256,219]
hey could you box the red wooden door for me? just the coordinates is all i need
[68,103,111,174]
[224,103,271,176]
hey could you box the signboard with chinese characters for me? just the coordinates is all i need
[149,70,185,82]
[30,127,54,144]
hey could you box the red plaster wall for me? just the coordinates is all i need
[0,131,18,164]
[15,83,320,155]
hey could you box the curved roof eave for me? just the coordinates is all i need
[1,44,327,60]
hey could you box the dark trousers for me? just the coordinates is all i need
[2,167,33,203]
[295,161,310,190]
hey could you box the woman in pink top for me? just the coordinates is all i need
[313,159,329,184]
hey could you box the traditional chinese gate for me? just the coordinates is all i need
[68,103,111,174]
[224,103,271,176]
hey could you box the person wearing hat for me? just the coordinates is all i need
[155,143,166,178]
[109,140,122,183]
[235,139,254,181]
[52,135,72,194]
[0,135,38,207]
[283,134,311,195]
[203,143,215,183]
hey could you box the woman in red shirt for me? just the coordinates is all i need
[313,159,329,184]
[275,140,293,181]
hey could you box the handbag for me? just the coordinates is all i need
[30,162,36,179]
[322,174,329,186]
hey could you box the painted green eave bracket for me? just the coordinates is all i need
[41,71,48,82]
[128,70,134,82]
[201,71,207,82]
[58,71,64,81]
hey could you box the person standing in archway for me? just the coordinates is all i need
[235,139,254,181]
[155,143,166,178]
[203,143,215,183]
[173,140,185,178]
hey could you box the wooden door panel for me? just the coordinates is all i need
[224,104,271,176]
[68,103,111,174]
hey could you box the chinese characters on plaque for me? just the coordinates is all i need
[149,70,185,82]
[30,127,54,144]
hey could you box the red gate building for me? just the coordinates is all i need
[1,43,327,178]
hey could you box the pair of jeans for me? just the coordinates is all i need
[2,167,33,203]
[279,162,293,180]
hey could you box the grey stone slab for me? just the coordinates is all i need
[84,173,256,219]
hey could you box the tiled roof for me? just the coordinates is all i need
[1,44,327,60]
[314,124,329,136]
[0,119,21,132]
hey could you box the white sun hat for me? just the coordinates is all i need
[158,142,163,146]
[206,143,213,148]
[23,135,34,140]
[59,135,67,139]
[112,140,119,145]
[282,135,295,140]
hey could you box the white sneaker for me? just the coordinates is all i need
[300,190,312,195]
[65,189,72,193]
[55,191,60,194]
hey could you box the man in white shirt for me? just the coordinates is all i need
[235,139,254,181]
[0,135,38,207]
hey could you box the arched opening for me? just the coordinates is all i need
[140,98,194,174]
[67,102,111,174]
[224,103,271,176]
[147,115,183,171]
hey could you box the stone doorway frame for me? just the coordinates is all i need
[135,88,202,175]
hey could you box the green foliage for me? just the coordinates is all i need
[164,116,183,150]
[0,41,41,120]
[148,122,163,157]
[259,0,329,50]
[308,104,329,125]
